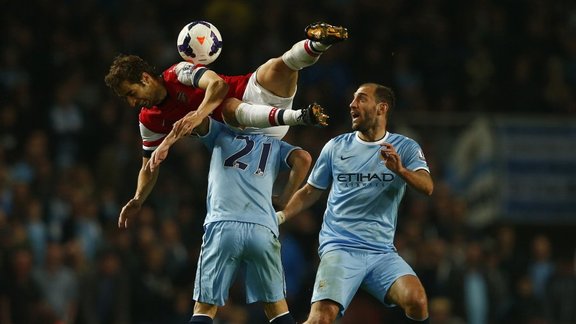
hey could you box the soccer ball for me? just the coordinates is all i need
[177,21,223,65]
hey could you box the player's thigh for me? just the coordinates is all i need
[243,224,286,303]
[254,57,297,98]
[240,72,294,139]
[311,250,366,316]
[243,70,295,109]
[362,252,418,307]
[194,222,242,305]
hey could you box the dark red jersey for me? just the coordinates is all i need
[138,61,251,154]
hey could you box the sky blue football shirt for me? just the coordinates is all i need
[308,131,430,256]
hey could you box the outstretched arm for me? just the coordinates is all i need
[172,69,229,138]
[273,149,312,210]
[146,69,228,170]
[279,183,324,224]
[397,169,433,196]
[147,116,210,172]
[119,157,159,228]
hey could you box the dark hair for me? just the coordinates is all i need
[104,54,156,94]
[360,83,396,110]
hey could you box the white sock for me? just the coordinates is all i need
[235,103,303,127]
[281,40,331,71]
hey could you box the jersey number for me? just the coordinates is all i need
[224,135,272,176]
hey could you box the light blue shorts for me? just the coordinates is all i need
[193,221,286,305]
[311,249,416,317]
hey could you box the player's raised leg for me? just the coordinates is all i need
[221,98,329,128]
[256,22,348,98]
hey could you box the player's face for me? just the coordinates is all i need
[349,86,379,131]
[118,73,163,108]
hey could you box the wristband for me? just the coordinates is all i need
[276,211,286,225]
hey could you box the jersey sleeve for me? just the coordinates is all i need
[400,139,430,173]
[277,141,301,172]
[174,61,208,88]
[139,122,166,157]
[198,118,225,150]
[307,139,335,190]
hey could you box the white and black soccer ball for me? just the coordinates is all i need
[177,21,223,65]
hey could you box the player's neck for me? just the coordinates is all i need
[155,78,168,104]
[358,127,387,142]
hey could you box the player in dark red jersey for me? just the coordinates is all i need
[104,22,348,229]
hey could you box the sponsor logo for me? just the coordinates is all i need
[336,172,395,188]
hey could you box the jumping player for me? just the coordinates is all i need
[105,22,347,228]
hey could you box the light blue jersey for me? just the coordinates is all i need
[194,119,299,305]
[199,119,299,236]
[308,131,429,256]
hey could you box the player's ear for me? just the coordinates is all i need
[383,103,390,114]
[141,72,151,85]
[377,103,386,115]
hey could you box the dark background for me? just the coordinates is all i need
[1,0,575,323]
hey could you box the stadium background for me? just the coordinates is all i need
[0,0,575,323]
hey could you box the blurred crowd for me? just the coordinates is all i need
[1,0,575,323]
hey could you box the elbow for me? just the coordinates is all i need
[423,182,434,196]
[288,149,312,178]
[302,150,313,169]
[214,78,229,95]
[417,170,434,196]
[296,150,312,170]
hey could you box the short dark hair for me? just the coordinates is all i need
[360,83,396,110]
[104,54,156,94]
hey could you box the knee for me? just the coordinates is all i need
[408,290,428,311]
[221,98,242,125]
[403,289,428,318]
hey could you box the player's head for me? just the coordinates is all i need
[371,83,395,113]
[349,83,395,132]
[105,54,164,108]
